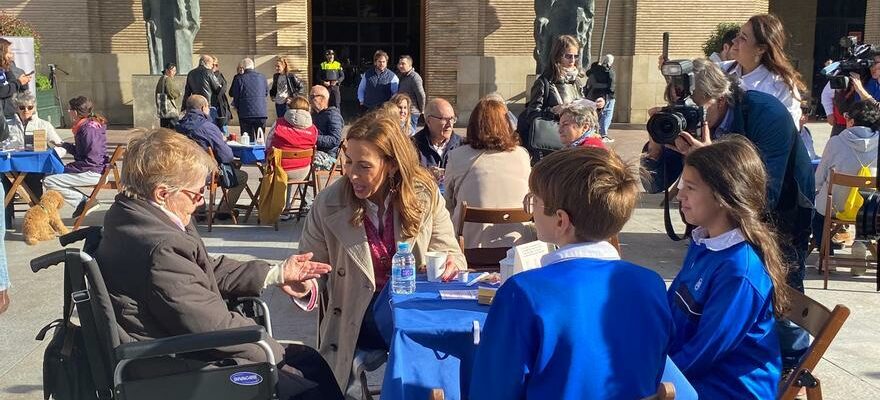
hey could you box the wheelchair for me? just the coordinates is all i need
[32,226,281,400]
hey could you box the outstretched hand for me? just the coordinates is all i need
[281,252,332,283]
[666,123,711,156]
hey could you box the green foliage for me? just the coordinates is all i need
[0,11,42,67]
[702,22,740,58]
[35,73,50,91]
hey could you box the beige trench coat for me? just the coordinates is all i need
[298,178,467,388]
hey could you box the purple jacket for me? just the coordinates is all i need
[62,119,107,174]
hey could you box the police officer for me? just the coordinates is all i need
[318,49,344,109]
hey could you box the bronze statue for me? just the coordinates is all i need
[534,0,595,74]
[143,0,200,74]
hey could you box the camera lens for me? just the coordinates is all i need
[647,112,686,145]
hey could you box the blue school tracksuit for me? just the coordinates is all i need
[470,242,672,400]
[668,228,781,399]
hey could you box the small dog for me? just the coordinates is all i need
[23,190,69,245]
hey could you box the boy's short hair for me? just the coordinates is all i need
[848,99,880,129]
[529,148,639,242]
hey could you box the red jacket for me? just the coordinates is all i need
[575,136,605,149]
[269,118,318,171]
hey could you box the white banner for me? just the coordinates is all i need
[2,36,37,95]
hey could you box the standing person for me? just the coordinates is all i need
[183,55,222,119]
[396,55,426,129]
[43,96,108,218]
[671,136,788,399]
[212,56,233,134]
[0,39,31,120]
[357,50,399,111]
[0,182,8,315]
[720,14,805,127]
[229,58,269,137]
[318,49,345,110]
[310,85,344,164]
[412,98,463,170]
[584,54,616,143]
[155,62,181,128]
[708,26,740,63]
[471,148,671,399]
[517,34,587,162]
[271,56,304,118]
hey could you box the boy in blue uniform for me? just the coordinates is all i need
[470,148,672,399]
[671,136,788,399]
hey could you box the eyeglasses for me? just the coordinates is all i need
[522,192,553,215]
[18,105,34,111]
[563,53,578,60]
[309,94,326,99]
[179,187,206,204]
[428,115,457,126]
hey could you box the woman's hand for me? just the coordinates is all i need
[440,255,460,282]
[666,123,711,156]
[281,252,332,283]
[0,290,9,315]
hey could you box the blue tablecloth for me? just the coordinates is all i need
[230,144,265,165]
[374,277,698,400]
[0,150,65,174]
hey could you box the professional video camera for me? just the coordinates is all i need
[824,36,878,90]
[647,33,706,145]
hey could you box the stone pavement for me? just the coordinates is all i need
[1,123,879,399]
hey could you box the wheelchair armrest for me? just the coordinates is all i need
[115,325,268,361]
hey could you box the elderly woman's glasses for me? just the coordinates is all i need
[179,187,206,204]
[18,105,34,111]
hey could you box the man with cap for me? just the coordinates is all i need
[318,49,345,109]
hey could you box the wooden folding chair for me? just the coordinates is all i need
[203,148,239,232]
[457,202,534,271]
[275,147,318,230]
[73,145,125,230]
[778,286,851,400]
[315,141,345,192]
[818,170,878,289]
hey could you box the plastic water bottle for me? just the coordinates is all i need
[240,132,251,145]
[391,242,416,294]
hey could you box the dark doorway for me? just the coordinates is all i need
[311,0,423,120]
[811,0,867,100]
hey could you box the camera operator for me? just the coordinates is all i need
[642,58,815,373]
[820,43,880,136]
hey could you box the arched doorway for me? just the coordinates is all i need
[311,0,423,119]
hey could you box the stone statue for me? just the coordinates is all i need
[533,0,595,75]
[143,0,201,75]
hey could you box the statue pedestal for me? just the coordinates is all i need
[131,74,187,128]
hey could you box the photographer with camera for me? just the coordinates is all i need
[642,58,815,375]
[820,39,880,136]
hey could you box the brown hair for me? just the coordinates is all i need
[747,14,806,96]
[287,95,310,111]
[466,99,518,151]
[374,50,389,62]
[275,56,290,74]
[342,110,437,239]
[549,34,581,81]
[68,96,108,126]
[386,93,413,131]
[684,135,789,315]
[122,128,217,199]
[529,147,639,241]
[0,39,10,70]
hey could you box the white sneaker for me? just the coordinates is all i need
[601,136,615,143]
[851,241,867,276]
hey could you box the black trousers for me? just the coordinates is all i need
[240,118,267,137]
[328,84,342,110]
[159,117,178,129]
[278,343,344,400]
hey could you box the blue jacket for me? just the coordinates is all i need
[313,106,344,156]
[229,69,268,119]
[412,127,463,169]
[471,258,672,399]
[176,110,233,164]
[668,231,781,399]
[359,68,398,108]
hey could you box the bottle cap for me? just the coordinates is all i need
[397,242,410,253]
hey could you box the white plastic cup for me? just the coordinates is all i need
[456,271,470,283]
[425,251,446,282]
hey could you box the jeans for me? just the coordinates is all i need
[777,207,813,369]
[42,171,102,208]
[598,98,615,138]
[209,107,229,137]
[410,113,420,133]
[0,183,8,291]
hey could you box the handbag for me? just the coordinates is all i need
[38,319,100,400]
[156,76,178,119]
[218,162,240,189]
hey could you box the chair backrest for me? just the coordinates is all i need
[778,286,851,399]
[828,170,877,191]
[640,383,676,400]
[279,147,316,161]
[457,202,534,269]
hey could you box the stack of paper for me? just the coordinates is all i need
[477,287,498,305]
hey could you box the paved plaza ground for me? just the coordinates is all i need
[1,122,879,399]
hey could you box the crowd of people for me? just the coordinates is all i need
[1,10,879,400]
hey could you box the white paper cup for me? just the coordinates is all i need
[456,271,470,283]
[425,251,446,282]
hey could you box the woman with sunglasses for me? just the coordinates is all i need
[518,34,587,163]
[95,129,344,400]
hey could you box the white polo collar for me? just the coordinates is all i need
[541,241,620,267]
[691,226,746,251]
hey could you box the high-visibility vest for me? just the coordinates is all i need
[321,61,342,71]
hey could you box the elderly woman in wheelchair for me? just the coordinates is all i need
[93,129,344,399]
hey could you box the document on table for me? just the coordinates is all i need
[439,290,479,300]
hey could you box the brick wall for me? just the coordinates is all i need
[770,0,817,97]
[865,0,880,45]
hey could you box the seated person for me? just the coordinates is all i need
[813,99,879,271]
[267,95,318,215]
[176,95,248,220]
[557,102,604,149]
[309,85,343,170]
[43,96,107,218]
[671,136,787,399]
[470,147,672,399]
[95,129,343,399]
[289,110,466,395]
[444,97,534,249]
[412,97,463,170]
[383,93,416,136]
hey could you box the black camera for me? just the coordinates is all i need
[825,36,878,90]
[647,59,705,145]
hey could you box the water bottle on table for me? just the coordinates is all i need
[391,242,416,294]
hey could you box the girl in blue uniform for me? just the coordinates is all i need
[671,135,789,399]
